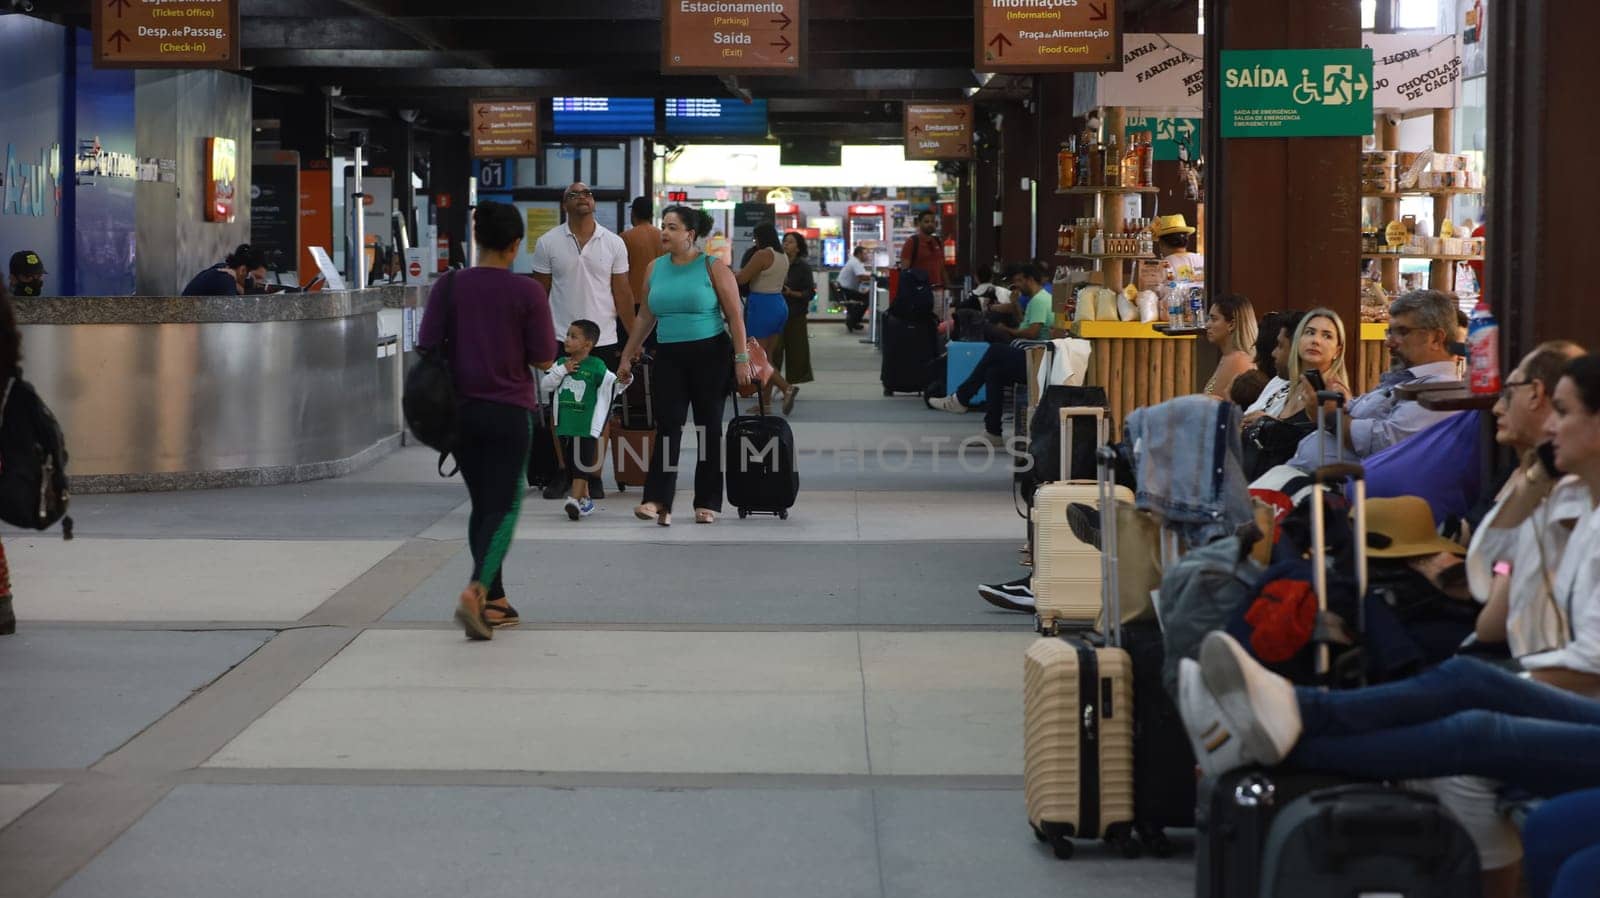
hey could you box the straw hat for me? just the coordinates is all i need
[1363,496,1466,558]
[1150,214,1196,238]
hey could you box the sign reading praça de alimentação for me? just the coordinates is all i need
[1220,49,1375,138]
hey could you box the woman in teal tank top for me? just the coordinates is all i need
[617,206,751,526]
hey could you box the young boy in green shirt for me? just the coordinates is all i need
[539,319,618,520]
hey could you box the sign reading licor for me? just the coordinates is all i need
[904,104,974,160]
[975,0,1121,73]
[469,100,540,159]
[663,0,802,73]
[1220,49,1375,138]
[93,0,240,69]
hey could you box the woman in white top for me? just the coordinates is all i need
[1243,310,1304,420]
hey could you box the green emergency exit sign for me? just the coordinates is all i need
[1220,49,1375,137]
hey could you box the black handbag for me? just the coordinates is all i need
[1242,414,1316,481]
[402,271,460,476]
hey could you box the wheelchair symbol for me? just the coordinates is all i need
[1292,68,1321,105]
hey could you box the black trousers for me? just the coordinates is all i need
[559,435,603,482]
[643,332,733,513]
[455,399,532,601]
[956,344,1027,436]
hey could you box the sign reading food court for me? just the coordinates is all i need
[92,0,240,69]
[663,0,802,74]
[904,104,974,160]
[975,0,1122,73]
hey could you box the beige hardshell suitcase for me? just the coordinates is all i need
[1024,438,1140,860]
[1033,407,1133,634]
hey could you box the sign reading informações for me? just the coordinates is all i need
[904,103,974,160]
[1220,49,1375,138]
[975,0,1122,74]
[470,100,540,159]
[663,0,802,74]
[93,0,240,69]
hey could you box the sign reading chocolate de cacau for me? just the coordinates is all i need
[469,100,540,159]
[93,0,240,69]
[974,0,1121,73]
[904,104,974,160]
[663,0,802,73]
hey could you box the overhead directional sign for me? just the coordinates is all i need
[663,0,803,73]
[904,103,974,160]
[975,0,1121,73]
[92,0,240,69]
[1220,49,1375,137]
[469,99,540,159]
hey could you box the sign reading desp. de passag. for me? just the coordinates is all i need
[469,100,540,159]
[663,0,802,74]
[904,104,974,160]
[1220,49,1375,137]
[975,0,1121,73]
[92,0,240,69]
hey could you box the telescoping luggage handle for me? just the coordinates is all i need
[1309,392,1366,688]
[1097,443,1123,650]
[1057,406,1108,487]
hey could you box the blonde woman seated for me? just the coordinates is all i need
[1273,307,1354,422]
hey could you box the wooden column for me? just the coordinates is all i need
[1487,0,1600,361]
[1204,0,1362,327]
[1101,107,1128,293]
[1429,108,1456,292]
[1376,113,1401,295]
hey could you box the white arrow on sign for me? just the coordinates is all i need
[1354,73,1370,100]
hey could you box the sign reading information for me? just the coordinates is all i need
[904,104,974,160]
[1220,49,1374,138]
[469,100,540,159]
[93,0,240,69]
[975,0,1122,73]
[663,0,802,74]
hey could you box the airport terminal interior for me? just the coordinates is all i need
[2,1,1599,897]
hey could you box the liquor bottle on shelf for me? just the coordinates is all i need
[1103,133,1120,187]
[1076,129,1093,188]
[1140,131,1155,187]
[1121,134,1141,188]
[1087,134,1105,187]
[1057,138,1076,190]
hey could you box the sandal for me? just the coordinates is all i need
[454,583,493,641]
[482,599,520,629]
[782,386,799,416]
[694,508,717,524]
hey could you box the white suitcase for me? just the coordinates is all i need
[1033,407,1132,634]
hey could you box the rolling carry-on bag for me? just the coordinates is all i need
[1032,407,1133,635]
[725,391,798,519]
[880,311,938,395]
[617,350,655,430]
[611,424,651,490]
[1023,440,1139,860]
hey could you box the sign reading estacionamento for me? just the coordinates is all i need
[93,0,240,69]
[469,100,540,159]
[904,104,974,160]
[974,0,1121,73]
[663,0,802,74]
[1220,49,1375,138]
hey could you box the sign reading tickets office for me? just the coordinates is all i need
[1220,48,1375,137]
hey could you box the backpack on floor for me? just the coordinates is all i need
[0,373,73,538]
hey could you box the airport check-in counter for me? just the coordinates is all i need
[15,284,430,492]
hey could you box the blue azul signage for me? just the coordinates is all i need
[2,143,62,218]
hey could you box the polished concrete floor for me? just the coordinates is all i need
[0,327,1192,898]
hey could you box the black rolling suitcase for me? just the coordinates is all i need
[880,311,938,396]
[1123,620,1196,856]
[725,392,798,519]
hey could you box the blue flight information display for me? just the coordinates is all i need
[664,98,769,136]
[551,97,655,136]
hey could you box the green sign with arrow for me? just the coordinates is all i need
[1219,49,1374,137]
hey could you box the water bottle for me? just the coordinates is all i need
[1166,282,1182,329]
[1186,284,1203,327]
[1467,300,1501,394]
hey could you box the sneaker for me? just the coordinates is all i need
[564,497,582,521]
[1178,633,1304,777]
[1067,503,1103,550]
[978,577,1035,613]
[577,497,595,518]
[928,394,969,414]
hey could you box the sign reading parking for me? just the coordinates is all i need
[469,100,540,159]
[1220,49,1374,137]
[975,0,1122,73]
[92,0,240,69]
[663,0,802,74]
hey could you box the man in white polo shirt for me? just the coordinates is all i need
[531,182,636,371]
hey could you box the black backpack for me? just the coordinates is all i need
[402,271,460,476]
[0,373,73,539]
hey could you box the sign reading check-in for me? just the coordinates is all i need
[975,0,1121,73]
[469,100,540,159]
[904,104,974,160]
[1220,49,1375,137]
[663,0,802,74]
[92,0,240,69]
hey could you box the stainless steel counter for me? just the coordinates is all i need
[15,286,422,493]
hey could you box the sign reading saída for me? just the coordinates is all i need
[663,0,802,74]
[1220,49,1374,138]
[904,104,974,160]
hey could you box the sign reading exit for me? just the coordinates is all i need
[1220,49,1374,137]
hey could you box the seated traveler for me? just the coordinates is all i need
[182,244,268,296]
[1243,309,1306,422]
[926,262,1061,445]
[1287,289,1465,471]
